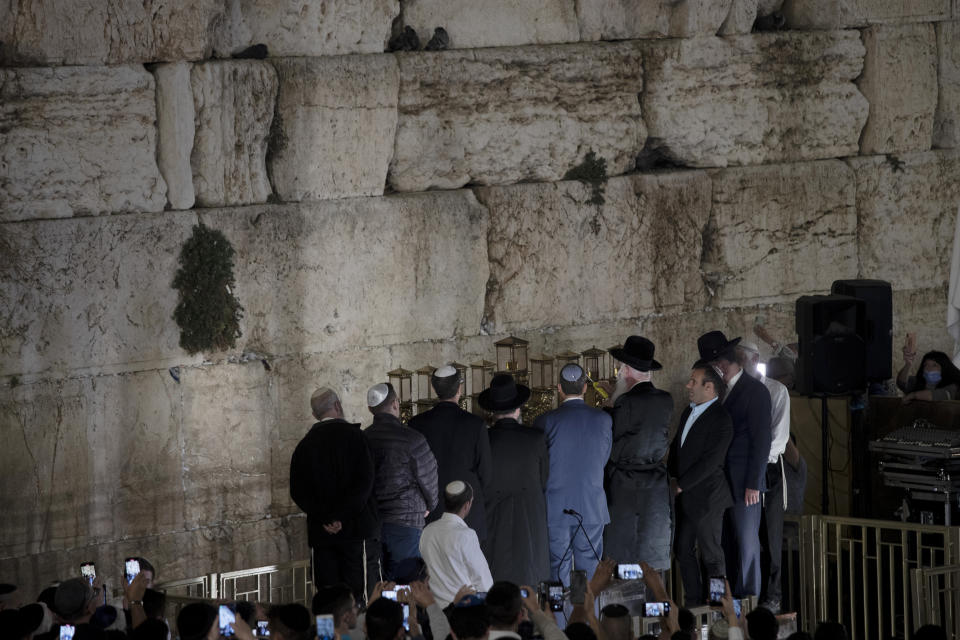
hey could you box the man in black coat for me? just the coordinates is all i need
[289,387,380,603]
[601,336,674,570]
[409,365,493,541]
[479,374,550,586]
[697,331,772,598]
[668,362,734,606]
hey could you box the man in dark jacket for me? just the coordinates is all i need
[409,365,493,541]
[480,374,550,586]
[602,336,674,570]
[697,331,772,598]
[364,382,439,579]
[668,362,734,606]
[290,387,380,602]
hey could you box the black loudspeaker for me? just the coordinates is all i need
[830,279,892,381]
[795,295,867,395]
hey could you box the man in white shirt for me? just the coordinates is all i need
[737,342,790,614]
[419,481,493,607]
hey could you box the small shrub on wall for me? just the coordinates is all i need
[172,223,244,355]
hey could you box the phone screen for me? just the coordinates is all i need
[708,577,725,605]
[520,588,529,598]
[570,570,587,605]
[644,602,670,617]
[60,625,76,640]
[402,604,410,632]
[257,621,270,637]
[733,599,742,619]
[382,590,397,601]
[124,558,140,585]
[316,614,335,640]
[219,605,236,637]
[548,584,564,612]
[617,563,642,580]
[80,563,96,586]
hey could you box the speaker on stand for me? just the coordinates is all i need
[795,294,867,514]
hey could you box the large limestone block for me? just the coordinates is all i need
[402,0,579,49]
[213,0,397,58]
[893,286,954,364]
[0,65,167,221]
[269,56,400,202]
[781,0,949,29]
[705,160,859,306]
[191,61,277,207]
[642,32,868,168]
[577,0,732,40]
[935,22,960,149]
[0,212,198,378]
[850,150,960,292]
[198,191,489,356]
[474,171,712,334]
[155,63,197,210]
[858,24,937,155]
[180,363,275,528]
[0,0,223,65]
[719,0,760,35]
[389,42,645,192]
[0,372,183,558]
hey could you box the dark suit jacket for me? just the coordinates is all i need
[668,400,734,518]
[409,400,493,540]
[723,372,773,496]
[289,419,379,545]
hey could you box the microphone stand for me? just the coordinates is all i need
[556,509,602,586]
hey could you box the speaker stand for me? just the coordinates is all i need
[820,395,829,515]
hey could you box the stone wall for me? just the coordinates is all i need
[1,1,958,597]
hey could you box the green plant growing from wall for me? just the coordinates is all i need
[172,223,244,355]
[564,150,608,206]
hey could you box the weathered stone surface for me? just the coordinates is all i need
[191,61,277,207]
[719,0,760,35]
[0,212,198,378]
[858,24,937,155]
[0,371,183,558]
[642,32,868,168]
[180,363,275,528]
[213,0,397,58]
[402,0,579,49]
[268,56,399,202]
[474,171,712,334]
[155,63,196,211]
[781,0,949,29]
[0,66,167,221]
[893,286,954,363]
[705,160,859,306]
[850,150,960,292]
[935,22,960,149]
[576,0,731,40]
[0,0,223,65]
[389,42,645,192]
[198,191,489,356]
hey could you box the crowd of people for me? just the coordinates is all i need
[5,331,956,640]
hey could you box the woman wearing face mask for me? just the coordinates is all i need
[896,349,960,403]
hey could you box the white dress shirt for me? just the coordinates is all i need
[724,368,744,401]
[419,512,493,607]
[761,374,790,463]
[680,396,718,447]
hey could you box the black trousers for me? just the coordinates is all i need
[760,459,785,603]
[674,495,726,606]
[312,537,381,605]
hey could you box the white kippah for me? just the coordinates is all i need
[446,480,467,496]
[560,363,584,382]
[367,383,390,407]
[434,365,458,378]
[740,341,760,354]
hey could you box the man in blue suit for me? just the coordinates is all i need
[698,331,772,598]
[533,363,613,585]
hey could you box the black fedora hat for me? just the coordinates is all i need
[477,373,531,411]
[609,336,662,372]
[697,330,741,361]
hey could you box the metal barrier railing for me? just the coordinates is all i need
[798,514,960,639]
[911,564,960,638]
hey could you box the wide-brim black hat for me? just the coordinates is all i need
[697,330,741,361]
[609,336,662,372]
[477,373,531,411]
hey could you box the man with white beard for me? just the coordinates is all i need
[600,336,674,571]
